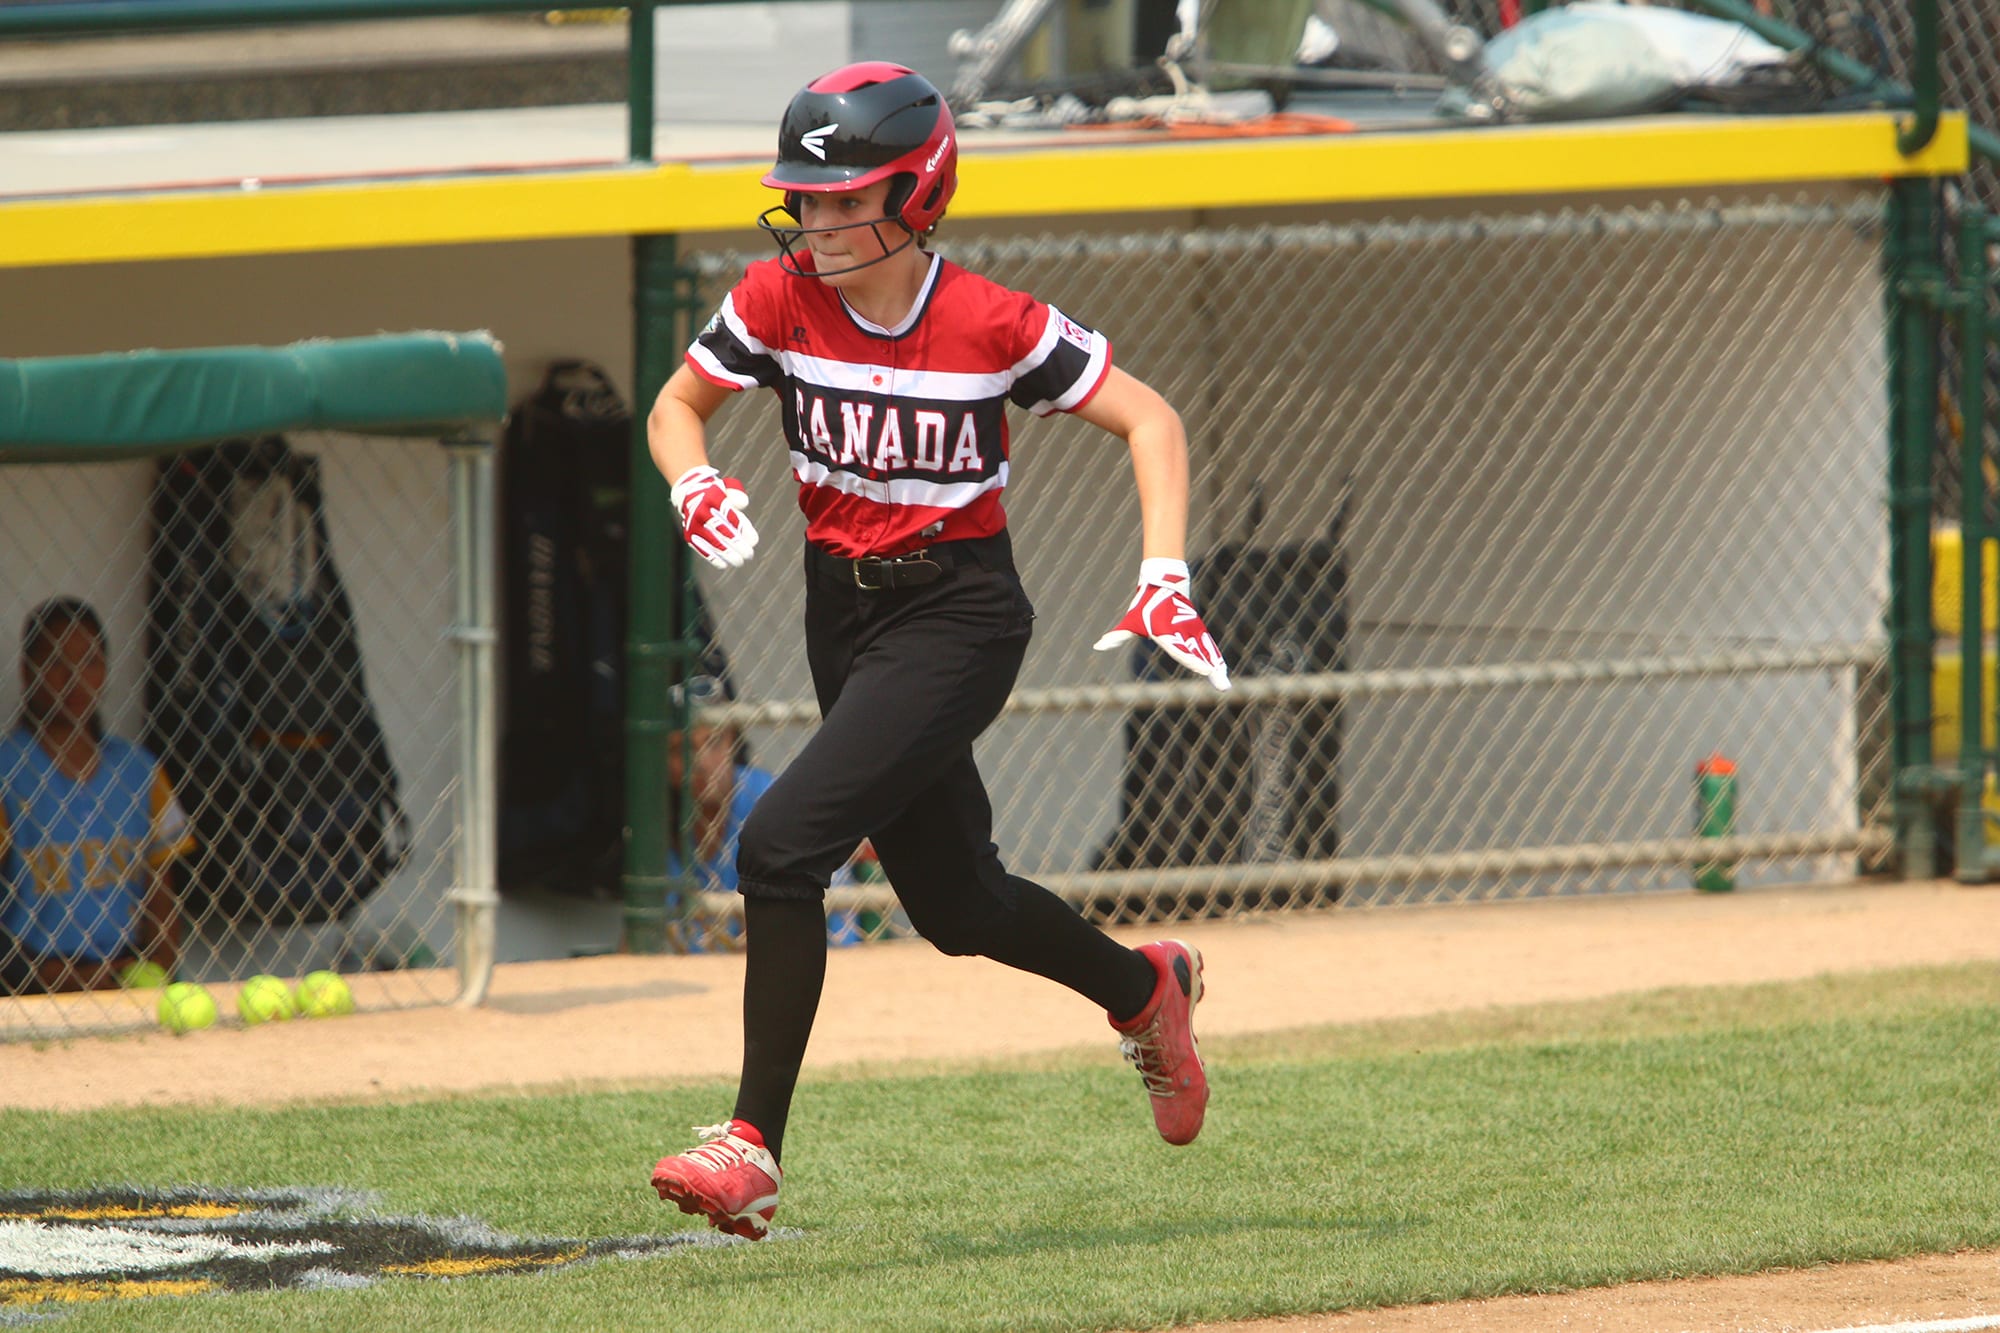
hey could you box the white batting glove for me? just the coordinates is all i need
[1093,557,1232,691]
[670,465,759,570]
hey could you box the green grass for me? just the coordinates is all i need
[5,962,1999,1332]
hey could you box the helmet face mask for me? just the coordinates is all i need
[760,61,956,278]
[756,196,922,279]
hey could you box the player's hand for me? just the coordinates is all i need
[670,465,759,570]
[1093,557,1231,691]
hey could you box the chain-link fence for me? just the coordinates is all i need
[676,196,1892,938]
[0,432,495,1039]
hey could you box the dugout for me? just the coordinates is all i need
[0,334,503,1030]
[0,0,1973,984]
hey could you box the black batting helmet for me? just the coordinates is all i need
[762,61,958,234]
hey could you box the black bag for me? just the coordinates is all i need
[498,360,731,898]
[1094,494,1348,883]
[145,436,411,929]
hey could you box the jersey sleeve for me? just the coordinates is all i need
[1007,302,1112,417]
[146,765,196,868]
[687,269,784,392]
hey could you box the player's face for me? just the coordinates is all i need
[796,181,903,284]
[23,622,107,731]
[666,724,737,810]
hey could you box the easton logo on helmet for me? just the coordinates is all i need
[800,122,839,161]
[756,62,958,278]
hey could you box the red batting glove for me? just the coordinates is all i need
[670,465,759,570]
[1093,558,1232,690]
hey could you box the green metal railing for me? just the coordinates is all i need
[1953,212,1999,880]
[1887,180,1945,879]
[1884,200,2000,883]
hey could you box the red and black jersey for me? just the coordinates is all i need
[687,252,1111,558]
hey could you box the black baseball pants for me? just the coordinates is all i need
[726,532,1157,1157]
[736,531,1036,948]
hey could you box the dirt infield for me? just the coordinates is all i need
[5,877,1999,1331]
[1227,1248,2000,1332]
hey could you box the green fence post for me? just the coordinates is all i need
[1887,180,1943,880]
[1966,214,1998,881]
[624,232,687,954]
[1896,0,1940,157]
[628,2,656,164]
[626,233,711,955]
[666,251,712,947]
[620,6,670,954]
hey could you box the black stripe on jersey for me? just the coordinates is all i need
[695,323,782,389]
[1009,326,1098,412]
[783,387,1007,484]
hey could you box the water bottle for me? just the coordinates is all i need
[1694,753,1738,893]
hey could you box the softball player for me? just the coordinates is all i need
[647,62,1231,1240]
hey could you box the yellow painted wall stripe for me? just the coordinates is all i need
[0,111,1966,270]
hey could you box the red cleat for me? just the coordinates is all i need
[650,1119,782,1239]
[1109,940,1209,1145]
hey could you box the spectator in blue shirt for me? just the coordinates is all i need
[664,686,867,950]
[665,712,775,901]
[1,598,194,995]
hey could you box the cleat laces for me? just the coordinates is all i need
[681,1122,764,1172]
[1120,1019,1179,1098]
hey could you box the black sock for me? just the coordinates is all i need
[731,897,828,1164]
[979,877,1158,1020]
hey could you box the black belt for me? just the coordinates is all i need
[851,551,942,590]
[812,532,1012,592]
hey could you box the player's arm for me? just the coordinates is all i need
[139,768,191,975]
[1072,366,1188,562]
[1076,366,1231,691]
[647,365,760,570]
[647,363,731,484]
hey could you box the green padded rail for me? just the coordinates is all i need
[0,331,508,462]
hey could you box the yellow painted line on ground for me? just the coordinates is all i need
[0,1202,245,1222]
[0,1277,214,1307]
[0,111,1966,269]
[385,1243,588,1277]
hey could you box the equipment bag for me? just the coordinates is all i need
[145,436,410,929]
[1095,494,1348,879]
[498,359,732,898]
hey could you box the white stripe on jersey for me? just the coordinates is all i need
[689,341,760,390]
[1013,306,1111,416]
[790,451,1010,510]
[721,292,774,355]
[1047,337,1110,414]
[775,351,1013,404]
[1010,307,1065,379]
